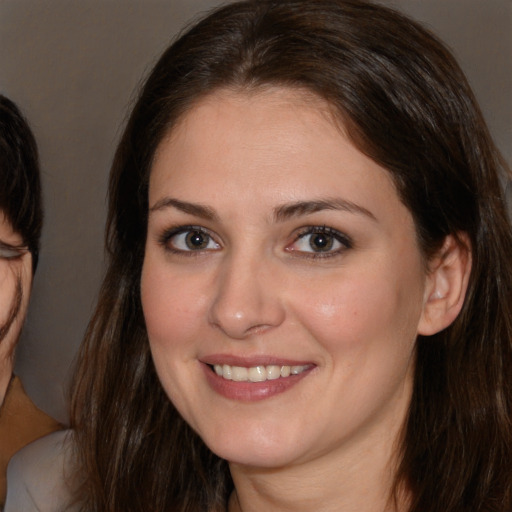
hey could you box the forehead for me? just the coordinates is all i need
[149,87,397,204]
[154,86,344,159]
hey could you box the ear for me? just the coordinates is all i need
[417,233,472,336]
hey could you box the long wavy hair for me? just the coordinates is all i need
[70,1,512,510]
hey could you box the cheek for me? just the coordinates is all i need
[288,263,425,437]
[293,262,425,358]
[0,258,32,347]
[0,270,17,326]
[141,256,213,422]
[140,257,208,355]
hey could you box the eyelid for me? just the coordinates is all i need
[0,242,29,260]
[154,223,352,259]
[286,225,352,257]
[157,224,221,254]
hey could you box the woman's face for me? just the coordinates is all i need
[0,212,32,366]
[141,88,432,470]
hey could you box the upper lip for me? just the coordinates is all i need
[200,354,314,367]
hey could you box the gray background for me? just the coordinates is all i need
[0,0,510,424]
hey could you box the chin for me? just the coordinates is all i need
[217,446,299,469]
[200,422,308,469]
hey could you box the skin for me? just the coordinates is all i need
[141,88,465,512]
[0,212,32,406]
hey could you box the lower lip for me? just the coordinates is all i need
[202,363,313,402]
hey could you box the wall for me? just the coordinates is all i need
[0,0,510,423]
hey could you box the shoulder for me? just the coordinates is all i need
[5,429,79,512]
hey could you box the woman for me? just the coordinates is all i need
[72,0,511,511]
[8,0,511,511]
[0,95,61,508]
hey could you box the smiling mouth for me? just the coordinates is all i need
[212,364,310,382]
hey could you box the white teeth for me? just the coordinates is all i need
[266,365,281,380]
[248,366,266,382]
[212,363,309,382]
[222,364,232,380]
[232,366,248,381]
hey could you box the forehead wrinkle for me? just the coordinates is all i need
[149,197,219,222]
[273,198,377,223]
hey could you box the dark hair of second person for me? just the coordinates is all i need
[0,95,42,270]
[0,94,60,508]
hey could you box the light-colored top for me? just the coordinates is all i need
[5,430,77,512]
[0,376,61,509]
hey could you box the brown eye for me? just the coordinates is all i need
[164,227,220,253]
[185,230,210,250]
[287,226,352,258]
[309,233,334,252]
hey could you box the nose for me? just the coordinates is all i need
[208,252,286,340]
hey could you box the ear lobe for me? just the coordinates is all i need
[417,233,472,336]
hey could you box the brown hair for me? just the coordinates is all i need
[0,95,42,269]
[70,1,512,510]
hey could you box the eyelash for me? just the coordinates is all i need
[0,242,28,261]
[158,225,220,257]
[157,224,353,259]
[288,225,352,259]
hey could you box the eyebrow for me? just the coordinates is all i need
[149,197,218,221]
[273,198,377,222]
[148,196,376,223]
